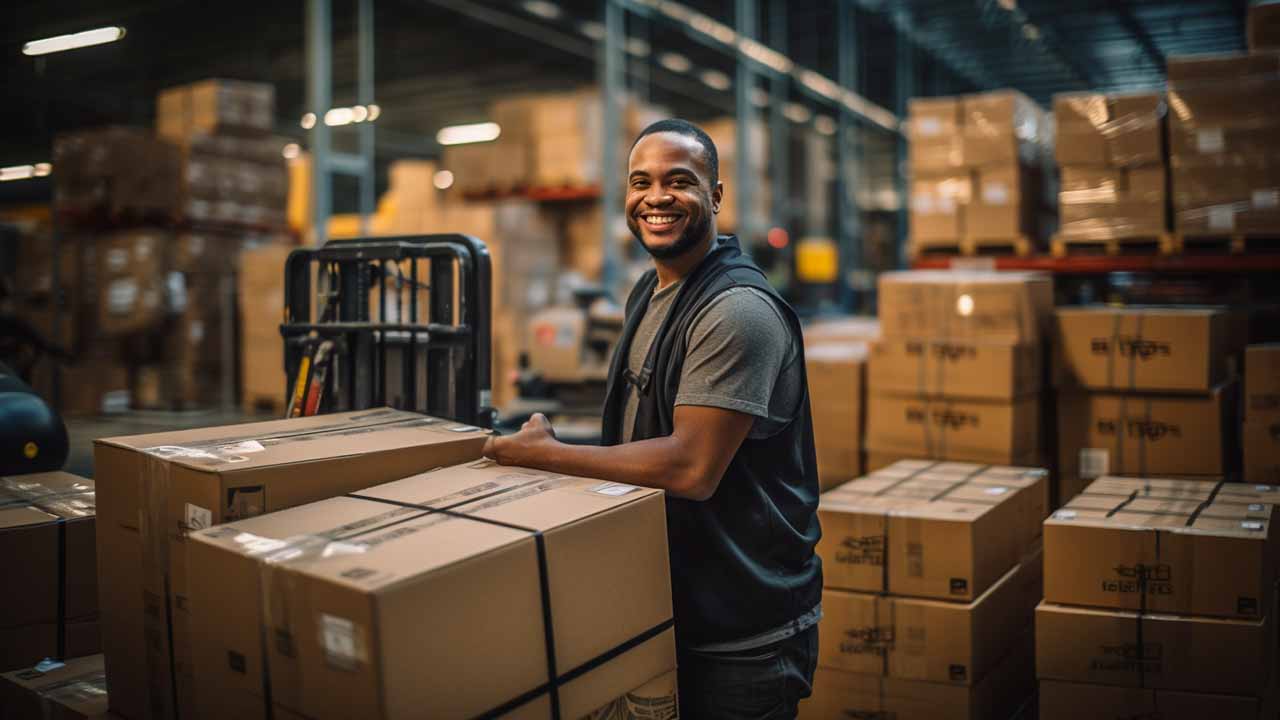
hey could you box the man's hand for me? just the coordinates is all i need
[483,413,557,466]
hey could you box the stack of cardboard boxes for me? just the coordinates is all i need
[1167,52,1280,241]
[1246,344,1280,483]
[802,460,1047,719]
[1053,306,1237,506]
[92,409,677,719]
[1053,91,1169,248]
[866,271,1053,471]
[1038,476,1278,718]
[0,653,109,719]
[907,90,1052,256]
[0,472,98,673]
[803,316,881,491]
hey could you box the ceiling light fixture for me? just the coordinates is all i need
[23,26,126,56]
[657,52,691,73]
[433,170,455,190]
[699,69,731,91]
[282,143,301,160]
[1,164,52,181]
[436,122,501,146]
[521,0,562,20]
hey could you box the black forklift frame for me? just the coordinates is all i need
[280,234,493,427]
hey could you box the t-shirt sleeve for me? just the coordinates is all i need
[673,287,793,421]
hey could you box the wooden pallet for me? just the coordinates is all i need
[1050,232,1175,257]
[910,236,1035,259]
[1175,233,1280,255]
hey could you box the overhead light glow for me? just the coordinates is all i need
[301,105,379,129]
[750,87,770,108]
[351,105,369,122]
[33,163,52,177]
[657,52,691,73]
[521,0,562,20]
[301,113,317,130]
[282,143,301,160]
[367,104,381,121]
[23,26,126,56]
[433,170,455,190]
[625,37,650,57]
[783,102,812,124]
[740,38,792,74]
[814,115,837,136]
[699,69,731,91]
[436,122,501,146]
[325,107,355,127]
[0,165,36,182]
[579,21,605,40]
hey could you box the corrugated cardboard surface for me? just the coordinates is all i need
[1245,418,1280,484]
[819,548,1041,685]
[1038,680,1265,720]
[1053,307,1227,392]
[801,627,1035,720]
[869,338,1041,401]
[802,316,881,347]
[1044,479,1275,618]
[866,392,1041,459]
[966,164,1041,240]
[1056,381,1236,481]
[806,343,867,491]
[817,460,1047,600]
[185,460,673,720]
[878,270,1053,345]
[864,447,1043,473]
[1247,344,1280,417]
[910,174,971,240]
[0,654,109,720]
[93,410,489,720]
[1035,601,1269,696]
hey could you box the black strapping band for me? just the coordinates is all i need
[1106,490,1140,518]
[929,465,989,503]
[344,493,674,720]
[56,519,66,661]
[1185,479,1228,527]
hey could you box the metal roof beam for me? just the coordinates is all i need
[1111,3,1166,73]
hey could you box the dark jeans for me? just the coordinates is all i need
[676,625,819,719]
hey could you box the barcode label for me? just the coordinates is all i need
[1079,448,1109,480]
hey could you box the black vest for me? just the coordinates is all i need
[601,235,823,646]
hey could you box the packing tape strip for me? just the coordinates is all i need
[0,478,95,516]
[21,666,109,720]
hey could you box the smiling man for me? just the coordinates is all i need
[485,118,822,718]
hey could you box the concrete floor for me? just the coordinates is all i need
[65,409,271,478]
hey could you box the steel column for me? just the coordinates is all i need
[307,0,333,246]
[836,0,859,310]
[894,7,913,272]
[735,0,757,243]
[768,0,789,270]
[600,0,625,291]
[357,0,376,233]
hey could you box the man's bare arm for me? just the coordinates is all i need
[483,405,754,501]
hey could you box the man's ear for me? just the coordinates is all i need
[711,180,723,214]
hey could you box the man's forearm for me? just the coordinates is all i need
[493,434,711,500]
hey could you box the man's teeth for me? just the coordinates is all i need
[645,215,678,226]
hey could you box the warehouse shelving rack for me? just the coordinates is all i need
[281,233,494,427]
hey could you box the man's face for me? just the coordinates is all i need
[625,131,722,260]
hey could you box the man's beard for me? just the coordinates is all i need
[630,213,711,260]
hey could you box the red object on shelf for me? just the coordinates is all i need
[911,254,1280,273]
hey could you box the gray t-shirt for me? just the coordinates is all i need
[620,279,802,443]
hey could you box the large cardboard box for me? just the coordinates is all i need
[908,97,964,174]
[877,271,1053,345]
[806,343,867,491]
[966,164,1039,240]
[869,338,1040,401]
[1056,382,1236,480]
[93,410,489,720]
[909,174,970,240]
[238,243,293,412]
[864,447,1043,473]
[817,461,1047,600]
[1035,601,1269,696]
[962,90,1045,167]
[94,229,170,337]
[0,654,109,720]
[1245,417,1280,484]
[1039,680,1266,720]
[53,128,184,223]
[866,392,1041,461]
[0,473,98,672]
[156,79,275,142]
[801,628,1034,720]
[818,548,1041,684]
[1053,307,1230,392]
[803,316,881,347]
[185,460,674,720]
[1044,478,1276,619]
[1247,344,1280,417]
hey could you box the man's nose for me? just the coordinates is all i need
[644,188,674,206]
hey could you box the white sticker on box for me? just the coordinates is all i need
[106,279,139,315]
[916,117,942,137]
[184,503,213,532]
[1253,189,1279,209]
[982,182,1010,206]
[1079,448,1109,480]
[937,196,957,214]
[320,614,365,671]
[1196,128,1225,154]
[911,194,935,214]
[1256,485,1276,492]
[217,440,265,454]
[105,248,129,272]
[983,486,1010,496]
[1208,204,1236,231]
[1054,510,1078,520]
[1249,503,1265,512]
[592,482,639,496]
[1242,521,1264,531]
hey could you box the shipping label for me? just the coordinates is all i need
[835,535,885,567]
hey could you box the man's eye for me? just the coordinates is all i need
[671,180,689,188]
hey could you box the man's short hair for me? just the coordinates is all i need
[631,118,719,185]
